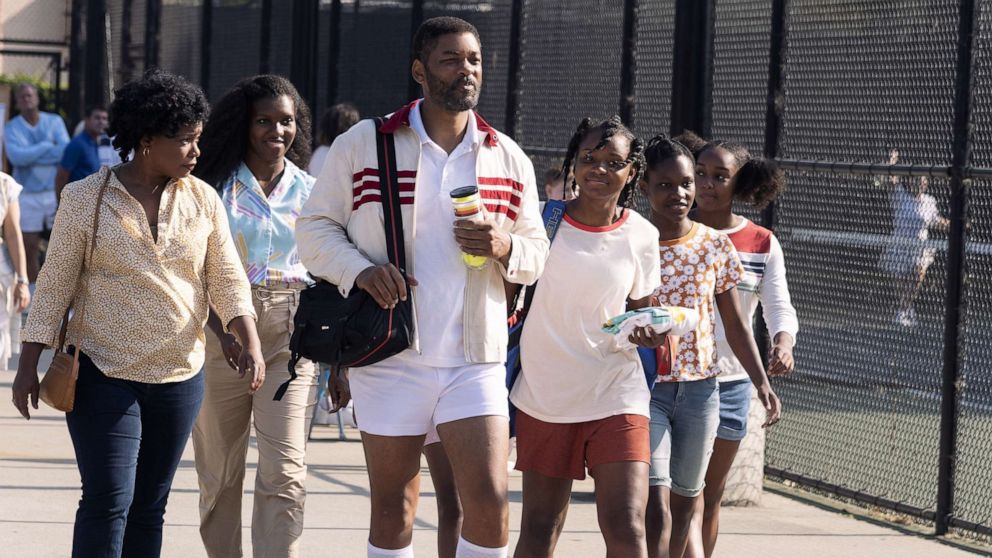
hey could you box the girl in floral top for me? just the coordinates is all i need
[639,136,781,558]
[192,75,323,558]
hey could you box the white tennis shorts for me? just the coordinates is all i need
[20,190,56,234]
[350,357,508,437]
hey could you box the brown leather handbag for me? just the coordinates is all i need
[38,168,111,412]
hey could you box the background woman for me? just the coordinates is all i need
[193,74,318,558]
[10,69,262,558]
[309,102,359,176]
[0,171,30,368]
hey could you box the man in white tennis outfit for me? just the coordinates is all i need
[296,17,548,558]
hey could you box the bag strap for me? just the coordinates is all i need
[55,167,111,353]
[276,119,405,401]
[373,117,407,273]
[512,199,566,319]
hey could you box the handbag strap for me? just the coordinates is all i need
[55,167,112,352]
[373,117,407,274]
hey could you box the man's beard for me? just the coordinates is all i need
[425,67,480,112]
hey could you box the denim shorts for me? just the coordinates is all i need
[717,379,753,442]
[648,377,719,496]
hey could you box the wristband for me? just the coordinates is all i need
[15,276,28,285]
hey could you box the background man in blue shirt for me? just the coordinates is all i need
[56,105,109,199]
[3,83,69,287]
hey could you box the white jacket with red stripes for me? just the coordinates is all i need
[296,101,549,364]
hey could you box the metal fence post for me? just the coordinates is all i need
[669,0,715,136]
[200,0,212,94]
[144,0,162,70]
[406,0,424,103]
[936,0,978,537]
[762,0,788,197]
[84,0,107,108]
[503,0,524,139]
[68,0,85,122]
[751,0,789,380]
[120,0,134,84]
[290,0,319,113]
[259,0,272,74]
[618,0,637,126]
[326,0,342,106]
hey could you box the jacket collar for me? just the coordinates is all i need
[380,99,499,148]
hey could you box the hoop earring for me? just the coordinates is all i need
[142,147,149,158]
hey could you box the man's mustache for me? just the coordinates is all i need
[451,76,479,89]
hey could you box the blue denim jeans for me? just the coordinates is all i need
[716,379,753,442]
[65,351,204,558]
[648,377,719,497]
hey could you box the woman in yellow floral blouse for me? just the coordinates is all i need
[10,69,263,558]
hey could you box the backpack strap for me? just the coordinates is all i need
[517,199,566,317]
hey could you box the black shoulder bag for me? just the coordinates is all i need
[275,117,413,401]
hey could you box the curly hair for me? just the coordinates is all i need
[673,130,785,209]
[108,69,209,162]
[194,75,313,187]
[560,116,645,208]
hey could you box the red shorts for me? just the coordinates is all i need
[514,411,650,480]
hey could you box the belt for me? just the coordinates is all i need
[252,283,308,300]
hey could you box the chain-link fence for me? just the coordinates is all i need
[85,0,992,541]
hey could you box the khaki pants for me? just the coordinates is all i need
[193,288,317,558]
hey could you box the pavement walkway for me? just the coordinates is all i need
[0,366,984,557]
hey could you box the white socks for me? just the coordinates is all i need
[367,541,415,558]
[456,537,508,558]
[366,537,507,557]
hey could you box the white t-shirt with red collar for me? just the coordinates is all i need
[510,209,661,423]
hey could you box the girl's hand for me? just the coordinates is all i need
[757,384,782,427]
[628,326,666,348]
[219,333,243,371]
[12,283,30,313]
[11,365,40,420]
[767,343,795,376]
[238,342,266,394]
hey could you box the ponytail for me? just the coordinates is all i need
[734,157,786,208]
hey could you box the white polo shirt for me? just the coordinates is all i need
[396,100,481,367]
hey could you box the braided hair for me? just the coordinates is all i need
[674,130,785,208]
[559,115,645,208]
[643,134,694,174]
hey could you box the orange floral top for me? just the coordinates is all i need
[654,223,743,382]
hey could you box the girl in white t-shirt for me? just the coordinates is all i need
[510,116,665,558]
